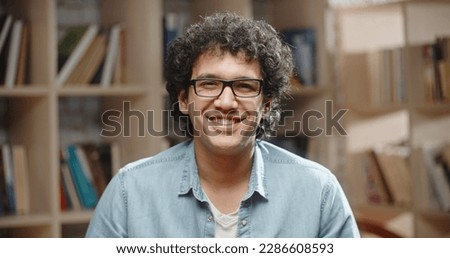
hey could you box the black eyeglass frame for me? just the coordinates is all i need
[189,78,264,98]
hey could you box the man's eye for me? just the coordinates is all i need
[199,80,220,87]
[235,82,256,91]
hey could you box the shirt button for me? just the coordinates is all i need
[207,215,213,222]
[241,220,248,227]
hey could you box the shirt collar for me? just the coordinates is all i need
[178,140,268,201]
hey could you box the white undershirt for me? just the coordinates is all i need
[206,197,239,238]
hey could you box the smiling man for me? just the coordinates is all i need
[86,12,360,238]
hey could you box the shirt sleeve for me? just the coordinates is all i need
[85,170,128,237]
[319,175,360,238]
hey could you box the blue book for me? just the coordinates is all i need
[65,145,98,208]
[283,28,316,86]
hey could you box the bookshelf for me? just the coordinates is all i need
[0,0,166,237]
[333,0,450,237]
[0,0,335,237]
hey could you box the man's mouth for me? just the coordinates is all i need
[207,115,243,126]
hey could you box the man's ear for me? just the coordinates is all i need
[178,90,189,115]
[263,98,272,113]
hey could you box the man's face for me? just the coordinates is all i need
[178,50,269,156]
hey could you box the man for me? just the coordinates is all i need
[86,12,360,237]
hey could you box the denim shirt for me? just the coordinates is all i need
[86,140,360,238]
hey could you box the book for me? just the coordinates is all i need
[110,141,121,176]
[59,180,67,210]
[363,150,392,205]
[113,28,127,84]
[101,24,121,87]
[79,143,114,196]
[282,28,316,86]
[1,144,15,212]
[60,158,82,210]
[56,24,99,86]
[436,37,450,102]
[422,38,450,103]
[423,44,437,102]
[11,145,29,215]
[0,15,12,57]
[4,19,23,88]
[15,23,29,86]
[373,145,412,207]
[422,144,450,211]
[0,148,6,215]
[64,144,98,208]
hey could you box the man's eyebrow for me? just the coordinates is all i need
[195,74,257,79]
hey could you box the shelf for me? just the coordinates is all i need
[345,104,407,116]
[336,0,450,237]
[0,214,53,228]
[355,205,415,237]
[58,210,94,224]
[0,87,49,97]
[412,103,450,114]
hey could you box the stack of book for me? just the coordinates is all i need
[422,37,450,103]
[366,47,407,105]
[60,142,120,211]
[361,144,412,208]
[420,143,450,212]
[0,144,29,216]
[0,14,30,88]
[57,23,125,87]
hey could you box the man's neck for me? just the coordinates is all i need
[194,141,254,184]
[193,140,255,213]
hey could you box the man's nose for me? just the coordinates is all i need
[214,86,238,110]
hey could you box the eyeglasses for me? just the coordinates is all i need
[190,78,263,98]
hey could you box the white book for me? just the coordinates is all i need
[101,24,121,87]
[56,24,99,86]
[0,15,12,56]
[75,145,94,184]
[4,19,23,88]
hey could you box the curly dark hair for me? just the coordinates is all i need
[165,12,294,139]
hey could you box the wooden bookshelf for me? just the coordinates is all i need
[0,0,335,237]
[333,0,450,237]
[0,0,165,237]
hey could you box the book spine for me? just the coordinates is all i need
[101,24,121,87]
[4,20,23,88]
[65,145,98,209]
